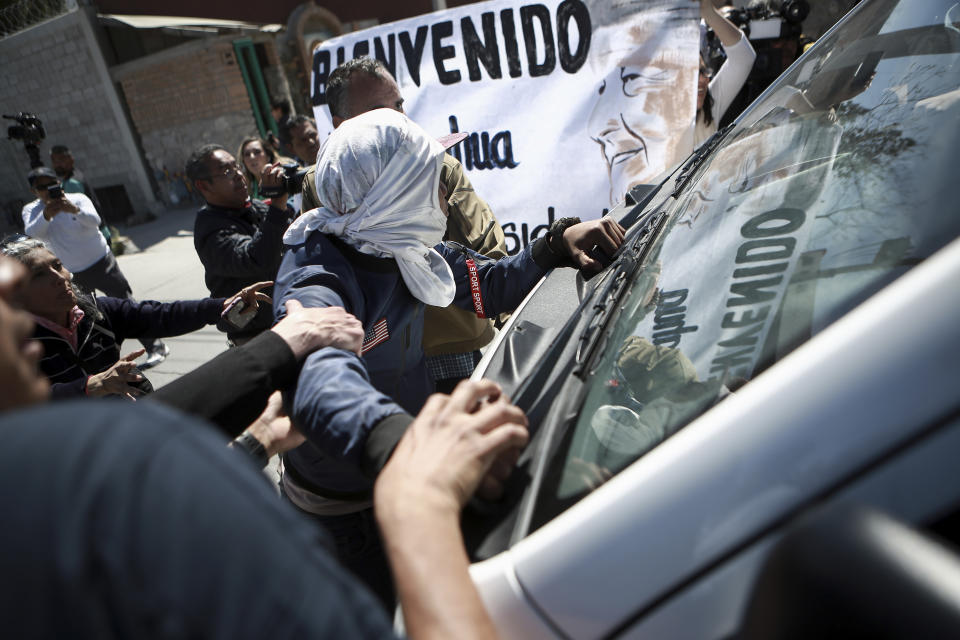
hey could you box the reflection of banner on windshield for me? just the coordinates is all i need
[634,118,843,383]
[310,0,699,253]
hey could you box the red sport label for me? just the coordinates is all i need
[466,258,484,318]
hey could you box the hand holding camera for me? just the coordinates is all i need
[41,184,78,220]
[259,162,307,200]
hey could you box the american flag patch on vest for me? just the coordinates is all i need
[361,317,390,354]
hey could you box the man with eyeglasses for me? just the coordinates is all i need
[187,144,296,344]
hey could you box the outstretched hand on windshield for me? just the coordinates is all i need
[561,217,627,272]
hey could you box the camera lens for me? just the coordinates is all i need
[781,0,809,24]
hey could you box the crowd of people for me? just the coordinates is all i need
[2,46,626,636]
[1,5,752,633]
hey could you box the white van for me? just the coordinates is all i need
[467,1,960,636]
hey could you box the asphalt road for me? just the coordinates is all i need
[115,205,285,483]
[115,205,228,390]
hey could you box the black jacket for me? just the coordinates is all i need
[149,329,299,437]
[0,401,396,639]
[36,294,224,399]
[193,199,294,340]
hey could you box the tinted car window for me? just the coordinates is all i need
[533,0,960,524]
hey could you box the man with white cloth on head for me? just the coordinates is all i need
[272,108,625,607]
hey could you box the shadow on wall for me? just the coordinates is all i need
[153,164,202,208]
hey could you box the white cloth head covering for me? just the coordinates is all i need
[283,108,455,307]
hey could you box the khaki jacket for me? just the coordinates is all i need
[301,154,507,356]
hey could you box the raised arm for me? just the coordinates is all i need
[443,217,626,318]
[70,193,102,229]
[150,299,363,436]
[272,253,413,481]
[375,380,529,640]
[701,0,742,48]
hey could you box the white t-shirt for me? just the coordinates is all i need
[695,33,757,147]
[21,192,109,272]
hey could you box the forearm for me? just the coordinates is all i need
[378,501,498,640]
[76,209,102,229]
[292,348,406,471]
[150,330,298,436]
[106,297,224,340]
[710,34,756,120]
[24,213,50,236]
[702,2,742,47]
[447,243,546,318]
[49,378,88,399]
[74,196,103,228]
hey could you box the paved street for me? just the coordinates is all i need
[115,205,228,389]
[115,206,284,483]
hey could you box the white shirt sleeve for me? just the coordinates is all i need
[22,200,50,238]
[709,33,757,124]
[70,193,102,229]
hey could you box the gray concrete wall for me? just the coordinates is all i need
[0,8,160,231]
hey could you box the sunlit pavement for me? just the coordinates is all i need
[115,205,228,389]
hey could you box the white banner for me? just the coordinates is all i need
[311,0,700,254]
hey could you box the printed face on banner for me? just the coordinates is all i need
[587,21,697,204]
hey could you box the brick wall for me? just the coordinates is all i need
[0,8,159,232]
[114,38,259,206]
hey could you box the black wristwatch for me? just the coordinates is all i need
[230,431,269,468]
[546,217,581,258]
[531,216,581,270]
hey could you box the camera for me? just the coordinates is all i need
[4,112,46,168]
[3,112,46,145]
[727,0,810,36]
[259,163,308,198]
[47,184,64,199]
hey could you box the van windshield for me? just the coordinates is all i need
[532,0,960,525]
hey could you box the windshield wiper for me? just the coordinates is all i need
[574,212,667,374]
[672,124,735,199]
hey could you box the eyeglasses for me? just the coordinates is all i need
[204,164,244,180]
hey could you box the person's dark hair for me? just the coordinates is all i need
[0,236,100,319]
[279,114,316,142]
[326,57,390,120]
[50,144,71,155]
[185,144,227,184]
[271,98,291,118]
[0,235,47,263]
[237,136,281,197]
[702,88,715,126]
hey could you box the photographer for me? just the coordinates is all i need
[50,144,117,250]
[188,144,296,344]
[20,167,169,367]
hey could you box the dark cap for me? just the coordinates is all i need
[26,167,57,186]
